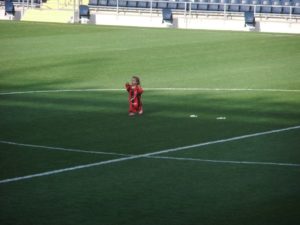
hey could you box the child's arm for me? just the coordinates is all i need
[125,82,131,92]
[136,85,143,94]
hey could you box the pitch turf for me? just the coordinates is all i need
[0,21,300,225]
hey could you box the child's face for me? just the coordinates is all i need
[131,78,138,86]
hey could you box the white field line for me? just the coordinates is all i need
[151,156,300,167]
[1,140,299,168]
[0,125,300,184]
[0,140,129,157]
[0,87,300,96]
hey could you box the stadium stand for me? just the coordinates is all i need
[87,0,300,16]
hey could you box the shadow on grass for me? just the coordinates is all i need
[0,91,300,154]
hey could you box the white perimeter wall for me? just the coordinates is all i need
[93,12,300,34]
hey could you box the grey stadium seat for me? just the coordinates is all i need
[168,2,178,9]
[98,0,107,6]
[137,1,148,8]
[261,0,272,13]
[89,0,98,6]
[240,0,252,12]
[208,0,219,11]
[252,0,262,13]
[271,0,282,13]
[219,0,229,11]
[228,0,240,12]
[294,2,300,14]
[282,1,292,14]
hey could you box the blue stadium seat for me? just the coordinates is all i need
[120,0,128,7]
[219,0,229,11]
[228,0,240,11]
[282,1,292,14]
[240,0,252,12]
[261,0,272,13]
[127,0,136,7]
[98,0,107,6]
[157,1,168,9]
[89,0,98,5]
[137,1,148,8]
[198,0,209,10]
[190,2,199,10]
[150,2,158,9]
[252,0,262,13]
[294,2,300,13]
[272,0,282,13]
[167,2,178,9]
[208,0,220,11]
[107,0,117,7]
[177,2,187,10]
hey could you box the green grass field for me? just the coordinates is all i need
[0,21,300,225]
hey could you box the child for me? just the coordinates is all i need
[125,76,143,116]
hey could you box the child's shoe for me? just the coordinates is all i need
[129,112,135,116]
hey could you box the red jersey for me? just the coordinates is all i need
[125,83,143,114]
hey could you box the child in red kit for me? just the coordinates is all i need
[125,76,143,116]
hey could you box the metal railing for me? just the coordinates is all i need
[88,0,300,19]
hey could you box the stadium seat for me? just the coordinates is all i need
[127,1,136,7]
[198,0,209,10]
[167,2,178,9]
[228,0,240,12]
[219,0,229,11]
[261,0,272,13]
[177,2,187,10]
[244,11,255,26]
[252,0,262,13]
[5,0,15,15]
[137,1,148,8]
[150,2,158,9]
[282,1,292,14]
[208,0,220,11]
[240,0,252,12]
[294,2,300,14]
[157,2,168,9]
[79,5,90,19]
[98,0,107,6]
[190,2,199,10]
[272,0,283,13]
[89,0,98,6]
[162,8,173,23]
[107,0,117,7]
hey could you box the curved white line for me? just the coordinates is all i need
[0,87,300,96]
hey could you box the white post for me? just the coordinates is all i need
[73,0,76,23]
[150,0,152,18]
[117,0,119,14]
[289,6,292,20]
[22,0,25,15]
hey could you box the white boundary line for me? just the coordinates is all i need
[1,140,299,168]
[0,87,300,96]
[151,156,300,167]
[0,140,129,157]
[1,125,300,184]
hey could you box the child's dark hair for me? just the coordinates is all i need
[132,76,141,85]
